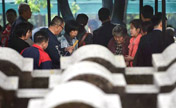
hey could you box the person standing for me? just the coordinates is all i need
[76,13,93,47]
[141,5,153,22]
[93,8,115,47]
[1,9,17,47]
[125,19,142,67]
[9,3,32,40]
[134,13,167,66]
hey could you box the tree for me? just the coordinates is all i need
[102,0,113,15]
[71,1,80,17]
[111,0,128,25]
[102,0,128,25]
[15,0,48,12]
[57,0,74,22]
[15,0,78,22]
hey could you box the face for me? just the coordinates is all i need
[69,30,78,38]
[114,36,124,44]
[130,24,140,37]
[42,40,49,50]
[6,12,17,24]
[55,23,64,35]
[24,7,32,20]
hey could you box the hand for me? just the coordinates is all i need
[65,46,74,54]
[124,55,134,62]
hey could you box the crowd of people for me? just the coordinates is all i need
[0,3,175,69]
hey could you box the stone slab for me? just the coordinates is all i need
[32,69,62,78]
[49,61,126,89]
[154,62,176,92]
[125,85,159,94]
[0,71,18,90]
[125,67,155,84]
[16,89,50,98]
[157,87,176,108]
[0,47,33,72]
[60,45,126,70]
[152,43,176,71]
[28,81,122,108]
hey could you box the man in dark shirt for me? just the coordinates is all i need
[93,8,115,47]
[134,13,167,66]
[41,16,73,69]
[141,5,153,22]
[9,3,32,40]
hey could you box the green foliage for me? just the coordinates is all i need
[71,2,80,16]
[15,0,48,13]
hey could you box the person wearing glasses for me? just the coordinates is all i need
[40,16,73,69]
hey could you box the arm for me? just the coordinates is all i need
[45,42,60,69]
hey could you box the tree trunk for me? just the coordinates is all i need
[57,0,74,22]
[111,0,128,25]
[102,0,113,15]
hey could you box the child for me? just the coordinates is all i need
[21,30,52,69]
[125,19,142,67]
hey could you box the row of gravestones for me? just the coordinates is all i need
[0,44,176,108]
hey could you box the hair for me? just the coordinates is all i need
[141,21,153,33]
[112,25,127,37]
[6,9,17,16]
[151,12,167,27]
[142,5,153,19]
[50,16,64,26]
[98,8,110,22]
[13,22,33,38]
[130,19,142,29]
[18,3,30,15]
[34,30,49,44]
[65,20,79,34]
[76,14,88,27]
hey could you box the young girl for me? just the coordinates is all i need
[125,19,142,67]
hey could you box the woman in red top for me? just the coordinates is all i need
[125,19,142,67]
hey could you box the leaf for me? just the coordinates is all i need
[15,0,48,13]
